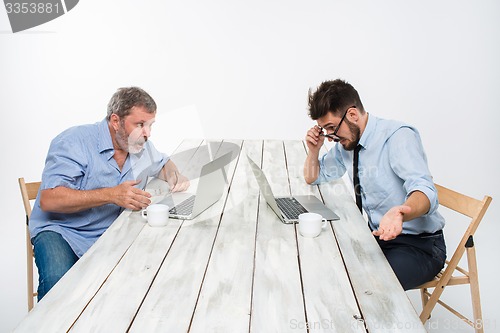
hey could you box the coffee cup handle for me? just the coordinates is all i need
[321,218,328,229]
[141,210,147,219]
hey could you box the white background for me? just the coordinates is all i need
[1,0,499,331]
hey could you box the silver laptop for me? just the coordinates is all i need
[247,155,339,224]
[159,152,232,220]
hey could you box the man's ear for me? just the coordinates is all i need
[109,114,121,131]
[347,107,359,123]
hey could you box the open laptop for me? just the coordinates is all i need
[247,155,339,224]
[158,152,232,220]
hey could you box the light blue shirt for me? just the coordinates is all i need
[313,114,445,234]
[29,119,169,257]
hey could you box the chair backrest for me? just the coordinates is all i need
[18,177,41,311]
[435,184,491,267]
[19,178,41,218]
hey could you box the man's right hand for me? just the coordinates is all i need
[305,125,325,155]
[303,125,324,184]
[111,180,152,211]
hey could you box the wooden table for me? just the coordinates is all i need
[14,140,426,332]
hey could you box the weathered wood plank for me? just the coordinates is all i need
[319,172,426,332]
[285,140,366,333]
[69,214,182,332]
[250,140,307,333]
[189,140,262,333]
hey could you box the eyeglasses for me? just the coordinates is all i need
[319,106,356,142]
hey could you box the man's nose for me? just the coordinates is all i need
[142,125,152,137]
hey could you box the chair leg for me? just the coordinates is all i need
[420,288,428,308]
[26,226,34,311]
[419,283,447,324]
[467,246,483,333]
[420,288,431,322]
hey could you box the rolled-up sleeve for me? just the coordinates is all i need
[387,127,439,215]
[312,145,347,185]
[42,136,87,191]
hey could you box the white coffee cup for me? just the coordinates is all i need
[141,204,170,227]
[298,212,327,238]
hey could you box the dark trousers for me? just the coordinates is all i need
[376,231,446,290]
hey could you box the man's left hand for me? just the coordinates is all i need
[372,205,412,241]
[167,171,190,192]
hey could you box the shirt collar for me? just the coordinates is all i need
[358,113,376,149]
[97,118,114,154]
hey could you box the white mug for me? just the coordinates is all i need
[298,212,327,238]
[141,204,170,227]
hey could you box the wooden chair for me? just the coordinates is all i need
[18,177,41,311]
[415,183,492,333]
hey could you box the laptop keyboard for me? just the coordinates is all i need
[275,197,308,220]
[169,195,195,216]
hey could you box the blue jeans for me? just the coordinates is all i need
[32,231,79,301]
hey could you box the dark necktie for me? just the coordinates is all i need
[353,144,362,212]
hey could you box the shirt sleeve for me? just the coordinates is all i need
[41,134,87,190]
[387,127,439,215]
[312,144,346,185]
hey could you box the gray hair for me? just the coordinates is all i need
[106,87,157,120]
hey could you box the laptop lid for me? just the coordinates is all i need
[189,151,232,218]
[246,155,339,223]
[246,155,286,222]
[166,152,231,220]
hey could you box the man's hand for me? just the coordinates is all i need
[305,125,325,155]
[166,171,190,193]
[304,125,325,184]
[372,205,412,241]
[110,180,152,210]
[159,160,190,192]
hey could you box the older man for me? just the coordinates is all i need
[29,87,189,300]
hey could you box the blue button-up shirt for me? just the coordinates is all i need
[313,114,445,234]
[29,119,169,257]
